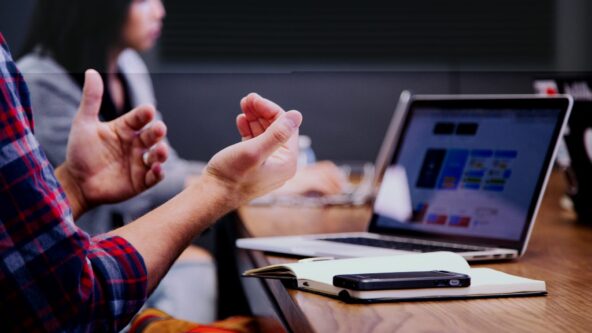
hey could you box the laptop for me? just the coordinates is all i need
[237,93,573,261]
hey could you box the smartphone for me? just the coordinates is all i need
[332,270,470,290]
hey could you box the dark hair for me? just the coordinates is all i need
[19,0,134,120]
[19,0,133,74]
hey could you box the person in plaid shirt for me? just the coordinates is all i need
[0,33,302,332]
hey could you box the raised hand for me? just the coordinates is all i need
[112,94,300,292]
[204,93,302,205]
[56,70,169,218]
[236,93,284,140]
[237,93,346,196]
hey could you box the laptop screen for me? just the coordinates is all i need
[370,97,569,249]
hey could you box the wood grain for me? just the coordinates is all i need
[239,172,592,333]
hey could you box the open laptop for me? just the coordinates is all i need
[237,93,573,261]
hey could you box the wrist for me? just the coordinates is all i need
[196,172,243,212]
[55,164,89,219]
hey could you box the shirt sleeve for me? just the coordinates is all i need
[0,34,147,332]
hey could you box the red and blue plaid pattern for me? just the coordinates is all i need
[0,34,147,332]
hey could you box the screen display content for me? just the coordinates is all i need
[374,107,561,241]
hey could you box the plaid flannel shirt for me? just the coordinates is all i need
[0,34,147,332]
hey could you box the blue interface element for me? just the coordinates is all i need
[374,107,561,241]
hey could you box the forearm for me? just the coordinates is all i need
[110,174,237,292]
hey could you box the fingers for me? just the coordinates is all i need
[313,161,348,192]
[138,120,167,149]
[303,183,340,196]
[77,69,104,119]
[236,114,253,140]
[314,170,346,195]
[109,104,166,149]
[117,105,156,131]
[241,93,283,121]
[145,163,165,188]
[241,93,285,138]
[249,110,302,159]
[250,120,265,137]
[280,162,346,195]
[142,143,168,188]
[136,120,167,187]
[143,142,169,166]
[305,170,345,195]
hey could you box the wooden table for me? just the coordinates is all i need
[237,172,592,333]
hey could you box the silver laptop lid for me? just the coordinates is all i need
[368,94,573,254]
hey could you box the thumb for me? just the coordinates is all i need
[78,69,104,119]
[250,110,302,158]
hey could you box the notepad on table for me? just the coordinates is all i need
[242,252,546,302]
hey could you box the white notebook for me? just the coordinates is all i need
[243,252,546,302]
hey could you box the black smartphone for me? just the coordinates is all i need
[332,270,471,290]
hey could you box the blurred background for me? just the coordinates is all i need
[1,0,591,163]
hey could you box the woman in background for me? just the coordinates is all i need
[18,0,344,323]
[18,0,219,323]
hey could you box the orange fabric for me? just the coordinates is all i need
[130,308,257,333]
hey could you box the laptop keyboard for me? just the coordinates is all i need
[320,237,484,253]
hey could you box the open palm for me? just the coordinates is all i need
[205,93,302,204]
[62,70,168,209]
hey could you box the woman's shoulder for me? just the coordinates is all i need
[17,52,80,97]
[18,52,67,75]
[118,49,156,106]
[118,49,150,74]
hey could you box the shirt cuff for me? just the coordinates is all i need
[88,235,148,330]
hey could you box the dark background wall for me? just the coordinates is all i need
[1,0,591,162]
[149,71,536,162]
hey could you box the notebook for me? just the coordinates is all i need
[243,252,546,302]
[238,93,573,261]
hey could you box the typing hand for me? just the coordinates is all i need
[274,161,347,196]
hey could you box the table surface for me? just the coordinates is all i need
[238,172,592,333]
